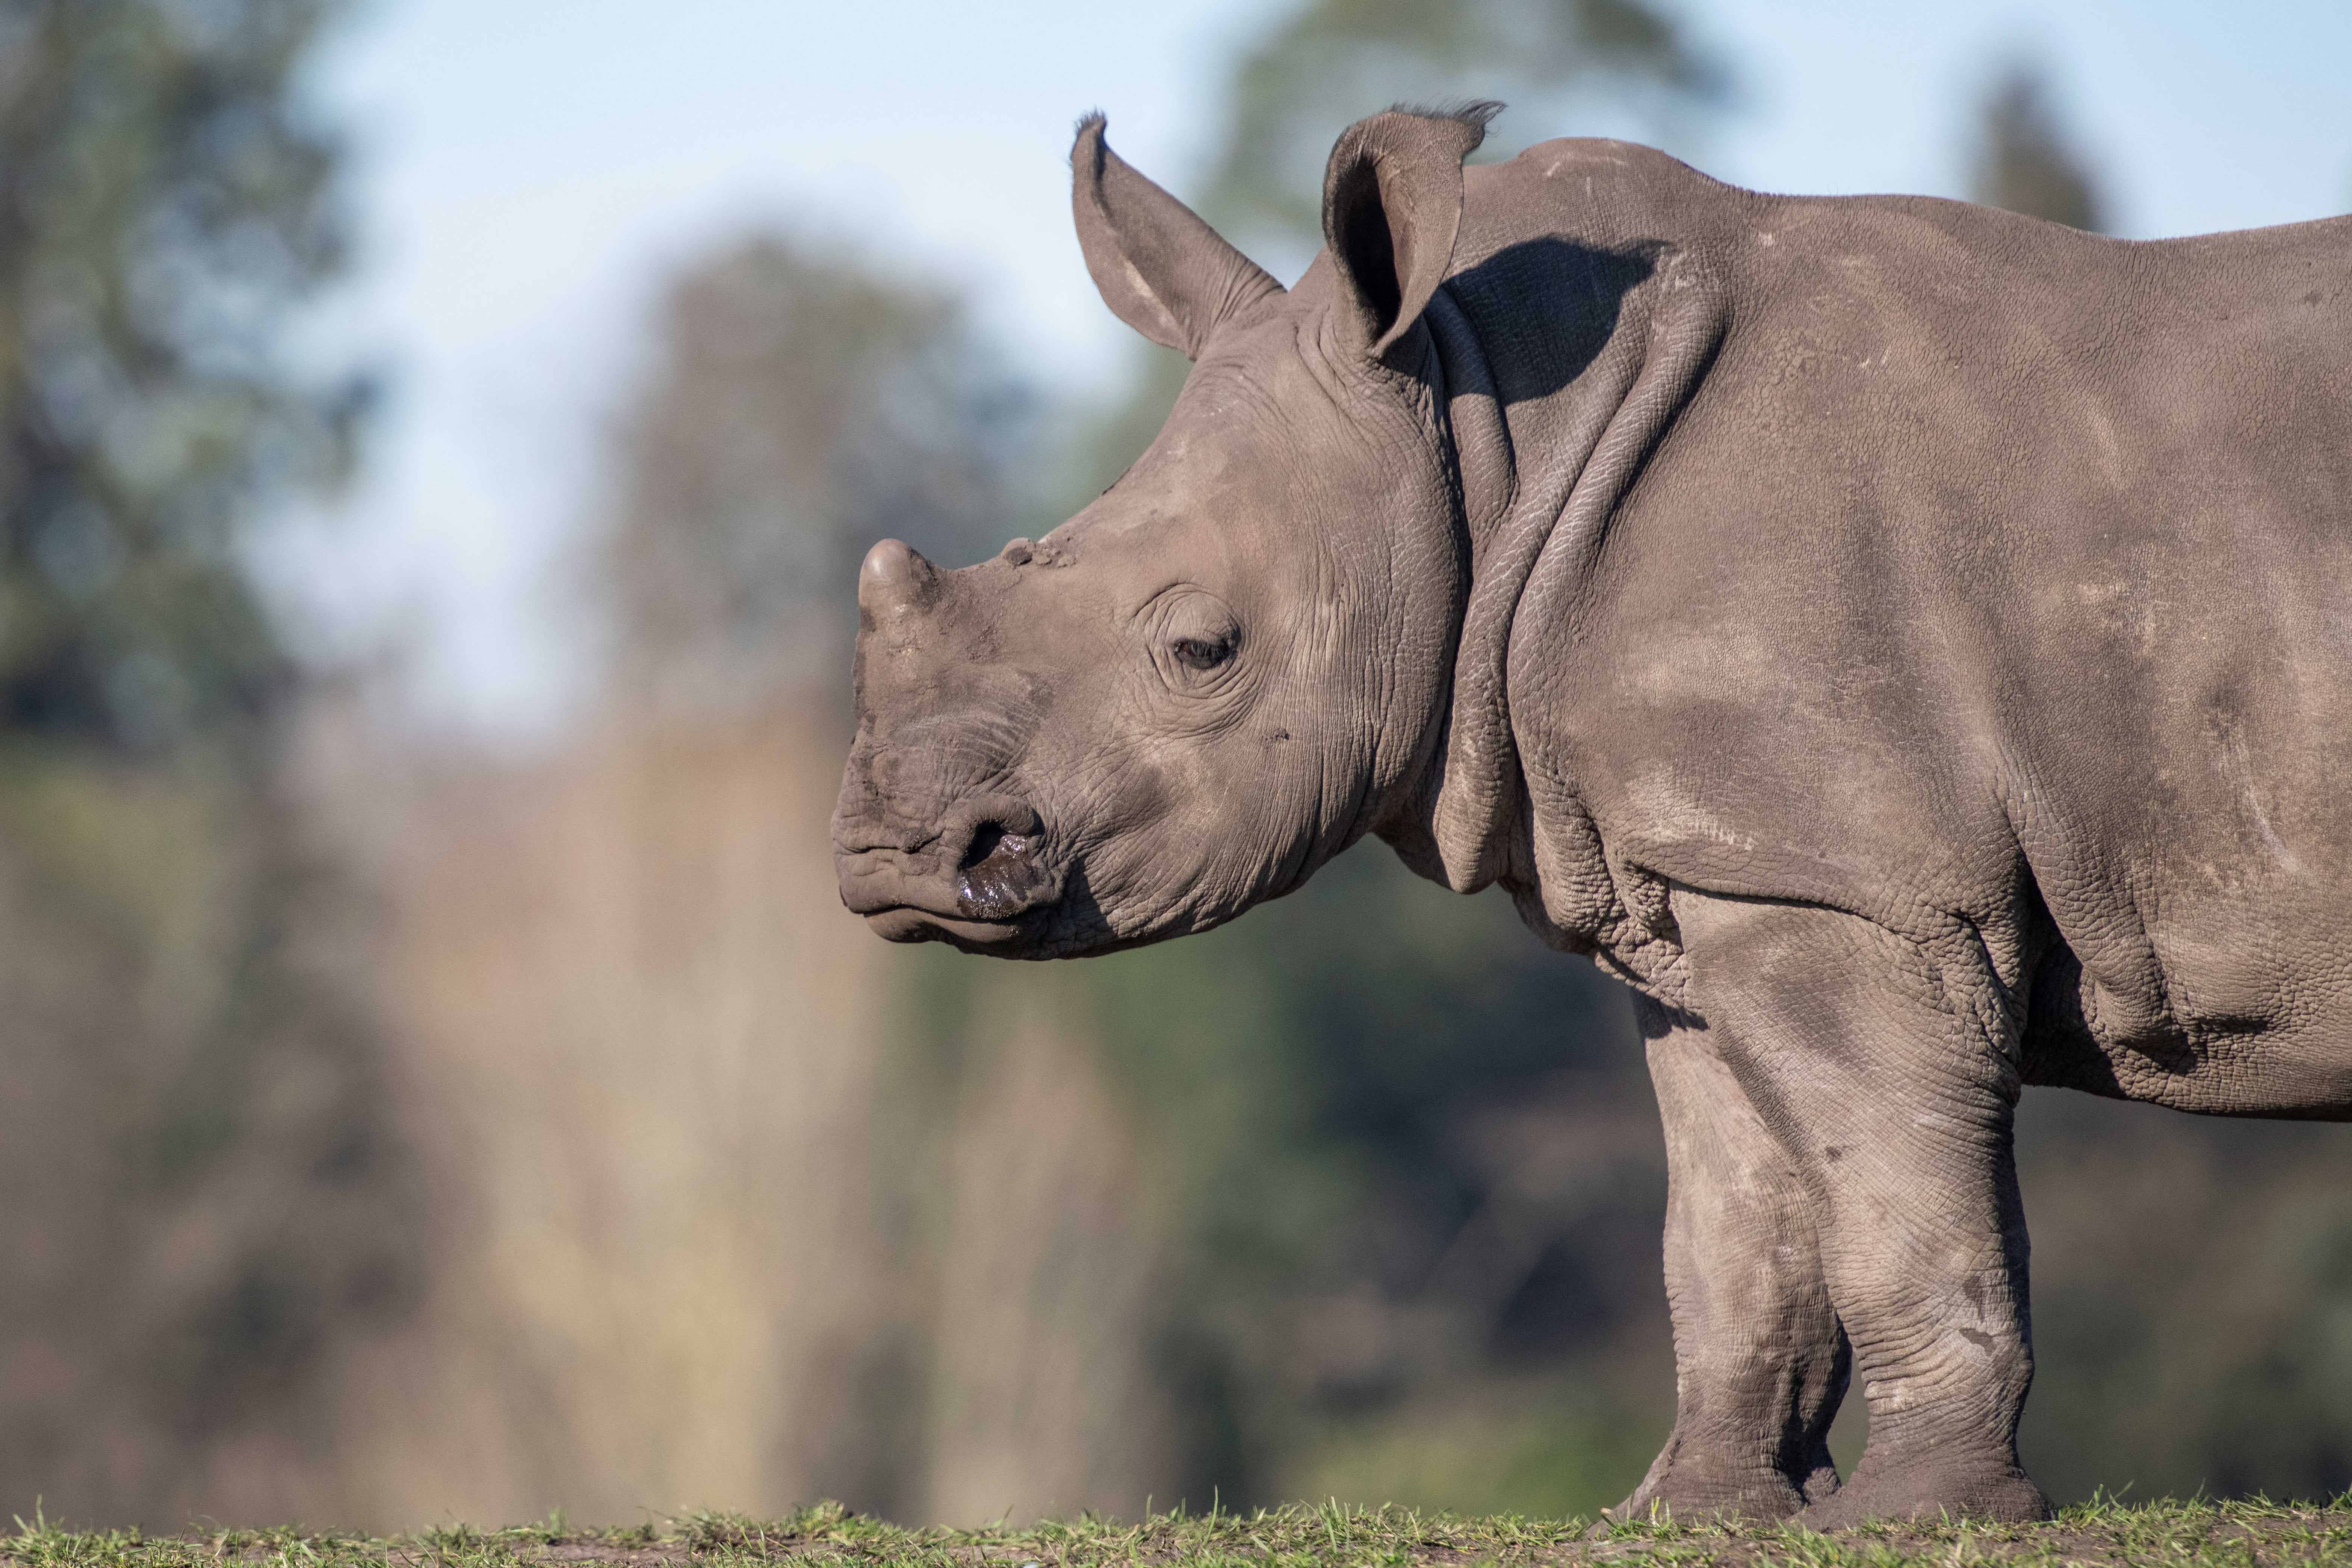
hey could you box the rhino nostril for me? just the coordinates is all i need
[959,822,1037,875]
[954,817,1048,922]
[960,820,1010,871]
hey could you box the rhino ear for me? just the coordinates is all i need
[1321,103,1499,361]
[1072,113,1284,359]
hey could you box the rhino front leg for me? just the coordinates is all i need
[1615,993,1849,1521]
[1667,889,2051,1527]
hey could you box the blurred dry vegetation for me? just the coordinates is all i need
[4,0,2352,1536]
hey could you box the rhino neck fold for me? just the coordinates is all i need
[1404,248,1730,923]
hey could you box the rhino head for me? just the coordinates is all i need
[832,106,1496,957]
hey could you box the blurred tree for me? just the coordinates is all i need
[600,233,1033,714]
[1969,61,2105,231]
[0,0,367,751]
[582,230,1183,1526]
[0,0,417,1523]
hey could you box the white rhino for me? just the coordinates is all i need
[832,103,2352,1524]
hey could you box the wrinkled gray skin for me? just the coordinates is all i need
[833,103,2352,1525]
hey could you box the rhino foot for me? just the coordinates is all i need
[1793,1459,2050,1529]
[1609,1454,1839,1526]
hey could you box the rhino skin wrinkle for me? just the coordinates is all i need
[833,101,2352,1527]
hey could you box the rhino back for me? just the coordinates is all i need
[1513,180,2352,1112]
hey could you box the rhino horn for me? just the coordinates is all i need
[1322,103,1499,360]
[858,537,940,623]
[1071,112,1285,358]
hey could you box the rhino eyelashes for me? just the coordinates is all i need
[1171,635,1233,671]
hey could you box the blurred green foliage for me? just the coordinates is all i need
[0,0,415,1520]
[0,0,368,756]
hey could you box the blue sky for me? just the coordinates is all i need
[289,0,2352,734]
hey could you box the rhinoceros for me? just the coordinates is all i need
[831,101,2352,1524]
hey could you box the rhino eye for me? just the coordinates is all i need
[1171,635,1233,671]
[1150,589,1242,687]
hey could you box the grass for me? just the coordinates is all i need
[8,1496,2352,1568]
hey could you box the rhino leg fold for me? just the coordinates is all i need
[1664,891,2052,1528]
[1615,993,1849,1523]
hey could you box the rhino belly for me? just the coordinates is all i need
[2022,886,2352,1118]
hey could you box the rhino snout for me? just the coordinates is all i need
[833,793,1059,945]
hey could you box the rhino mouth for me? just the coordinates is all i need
[834,799,1063,949]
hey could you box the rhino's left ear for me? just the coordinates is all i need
[1321,103,1499,361]
[1072,113,1284,359]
